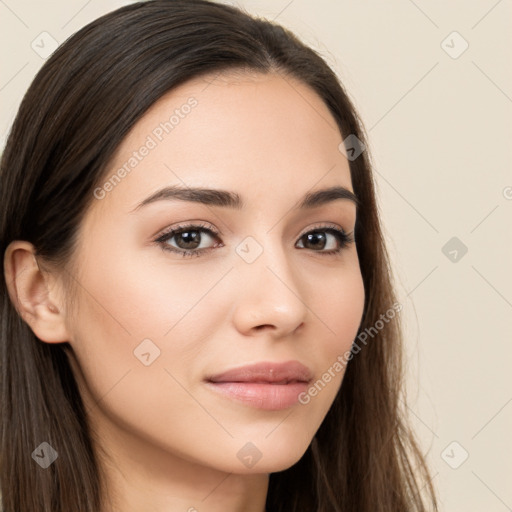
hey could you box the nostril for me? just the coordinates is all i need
[255,324,273,331]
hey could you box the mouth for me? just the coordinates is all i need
[204,360,313,411]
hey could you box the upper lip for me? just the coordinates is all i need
[206,360,313,384]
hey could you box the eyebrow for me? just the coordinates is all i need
[131,184,360,212]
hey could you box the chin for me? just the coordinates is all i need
[220,433,313,475]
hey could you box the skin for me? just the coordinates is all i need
[5,71,365,512]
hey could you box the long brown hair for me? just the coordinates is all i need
[0,1,438,510]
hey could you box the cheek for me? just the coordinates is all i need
[297,262,364,401]
[65,255,222,461]
[332,273,365,349]
[66,247,231,393]
[305,257,365,358]
[75,242,225,337]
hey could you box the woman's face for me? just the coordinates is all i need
[63,71,365,476]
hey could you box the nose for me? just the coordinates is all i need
[231,237,309,338]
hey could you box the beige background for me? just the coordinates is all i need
[1,1,511,510]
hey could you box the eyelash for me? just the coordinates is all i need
[154,221,355,258]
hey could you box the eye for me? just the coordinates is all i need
[296,223,354,256]
[154,222,354,258]
[154,222,222,258]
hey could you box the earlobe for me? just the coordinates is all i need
[3,240,70,343]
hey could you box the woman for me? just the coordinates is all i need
[0,1,439,510]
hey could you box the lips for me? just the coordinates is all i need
[206,360,313,385]
[204,361,313,410]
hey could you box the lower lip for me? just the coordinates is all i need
[205,381,309,410]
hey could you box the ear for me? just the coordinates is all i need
[3,240,70,343]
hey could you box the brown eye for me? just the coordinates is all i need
[155,223,221,258]
[296,227,354,254]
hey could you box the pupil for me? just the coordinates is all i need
[178,231,200,249]
[306,232,325,249]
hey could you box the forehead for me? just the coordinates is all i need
[91,70,354,218]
